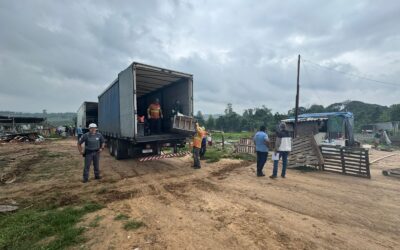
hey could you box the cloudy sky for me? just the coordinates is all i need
[1,0,399,114]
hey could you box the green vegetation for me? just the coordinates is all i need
[202,146,256,163]
[231,152,256,162]
[88,215,104,228]
[0,203,103,250]
[114,214,130,221]
[199,101,400,133]
[123,219,145,231]
[212,132,253,141]
[203,147,230,163]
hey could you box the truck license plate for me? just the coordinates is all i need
[142,149,153,153]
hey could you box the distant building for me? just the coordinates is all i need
[282,112,355,146]
[362,121,399,134]
[0,115,45,133]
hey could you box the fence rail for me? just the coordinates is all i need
[320,145,370,178]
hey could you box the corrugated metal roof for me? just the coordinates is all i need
[282,117,328,123]
[282,112,353,123]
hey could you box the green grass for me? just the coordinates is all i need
[114,214,130,221]
[123,219,145,231]
[203,147,229,163]
[212,132,254,141]
[231,153,256,162]
[88,215,104,228]
[0,203,104,250]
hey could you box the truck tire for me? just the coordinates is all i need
[108,139,115,156]
[114,139,128,160]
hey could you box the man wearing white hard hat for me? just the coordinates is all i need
[77,123,105,183]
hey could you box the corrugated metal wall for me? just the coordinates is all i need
[98,81,120,136]
[118,66,135,138]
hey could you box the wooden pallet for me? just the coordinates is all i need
[288,135,324,169]
[320,145,371,178]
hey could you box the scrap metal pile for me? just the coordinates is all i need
[0,132,45,143]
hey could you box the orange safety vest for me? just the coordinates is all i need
[193,128,203,148]
[149,103,161,119]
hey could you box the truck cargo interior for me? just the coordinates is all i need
[135,66,192,137]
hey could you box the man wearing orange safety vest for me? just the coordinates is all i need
[147,98,163,134]
[192,122,203,169]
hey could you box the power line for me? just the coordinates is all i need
[301,58,400,87]
[301,59,325,105]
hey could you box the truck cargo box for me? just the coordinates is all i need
[98,62,194,159]
[77,102,98,129]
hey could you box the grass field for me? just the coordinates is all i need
[0,203,104,249]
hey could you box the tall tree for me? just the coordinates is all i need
[195,111,205,126]
[389,104,400,121]
[206,115,215,130]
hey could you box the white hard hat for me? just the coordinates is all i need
[88,123,97,128]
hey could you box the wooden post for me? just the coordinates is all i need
[222,131,225,150]
[365,150,371,178]
[294,54,301,138]
[340,148,346,174]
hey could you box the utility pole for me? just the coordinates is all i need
[294,54,300,137]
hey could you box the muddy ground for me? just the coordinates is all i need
[0,138,399,249]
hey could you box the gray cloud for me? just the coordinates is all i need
[0,0,399,114]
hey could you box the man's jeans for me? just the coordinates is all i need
[273,151,289,177]
[193,147,201,168]
[256,151,268,175]
[83,150,100,181]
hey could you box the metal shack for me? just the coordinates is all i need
[98,62,194,159]
[282,112,355,146]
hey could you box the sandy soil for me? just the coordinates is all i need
[1,138,399,250]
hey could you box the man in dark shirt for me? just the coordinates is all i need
[77,123,105,183]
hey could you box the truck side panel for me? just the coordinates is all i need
[98,82,120,137]
[77,103,85,128]
[118,66,135,138]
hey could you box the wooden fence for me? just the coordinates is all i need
[234,135,276,154]
[235,138,255,154]
[320,145,371,178]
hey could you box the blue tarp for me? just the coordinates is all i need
[284,112,353,122]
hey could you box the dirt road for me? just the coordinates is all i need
[1,139,399,249]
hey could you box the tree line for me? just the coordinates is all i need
[195,101,400,133]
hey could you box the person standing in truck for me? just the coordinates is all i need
[77,123,105,183]
[147,98,163,134]
[192,122,203,169]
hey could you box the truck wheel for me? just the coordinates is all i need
[108,139,115,156]
[114,139,128,160]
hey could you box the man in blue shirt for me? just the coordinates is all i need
[253,125,270,177]
[77,125,83,140]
